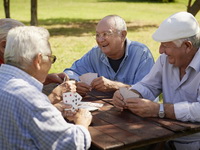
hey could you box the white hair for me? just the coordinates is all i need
[173,32,200,48]
[0,18,24,42]
[4,26,51,69]
[104,15,127,32]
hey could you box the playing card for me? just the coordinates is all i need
[79,73,98,85]
[78,102,103,111]
[63,92,82,112]
[119,87,139,99]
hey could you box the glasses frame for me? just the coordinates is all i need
[95,30,119,40]
[43,54,57,64]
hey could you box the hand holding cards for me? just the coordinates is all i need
[119,87,139,99]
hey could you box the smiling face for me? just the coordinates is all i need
[159,41,194,69]
[95,16,127,59]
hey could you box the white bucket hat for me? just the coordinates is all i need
[152,12,200,42]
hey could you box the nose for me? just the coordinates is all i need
[96,36,105,42]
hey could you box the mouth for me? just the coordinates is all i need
[102,44,109,48]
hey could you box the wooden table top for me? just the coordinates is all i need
[84,90,200,150]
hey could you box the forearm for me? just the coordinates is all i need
[112,81,131,90]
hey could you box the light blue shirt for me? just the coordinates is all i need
[0,64,91,150]
[131,49,200,144]
[64,39,154,85]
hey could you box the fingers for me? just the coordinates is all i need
[74,109,93,128]
[61,80,76,93]
[76,82,91,96]
[113,90,125,110]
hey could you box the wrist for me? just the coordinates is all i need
[158,103,165,118]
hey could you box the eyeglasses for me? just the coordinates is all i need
[43,55,57,64]
[48,55,56,64]
[95,31,116,40]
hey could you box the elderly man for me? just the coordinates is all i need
[64,15,154,96]
[0,18,71,112]
[0,26,92,149]
[0,18,67,85]
[113,12,200,150]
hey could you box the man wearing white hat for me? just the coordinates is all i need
[112,12,200,150]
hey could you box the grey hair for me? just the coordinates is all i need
[104,15,127,32]
[4,26,51,69]
[173,32,200,48]
[0,18,24,42]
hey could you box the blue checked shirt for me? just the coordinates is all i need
[0,64,91,150]
[64,39,154,85]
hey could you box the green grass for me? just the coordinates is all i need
[1,0,200,73]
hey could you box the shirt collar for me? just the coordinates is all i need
[0,64,43,91]
[188,48,200,72]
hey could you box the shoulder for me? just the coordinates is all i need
[84,45,103,58]
[128,40,150,52]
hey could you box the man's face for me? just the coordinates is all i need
[159,41,189,68]
[95,19,125,59]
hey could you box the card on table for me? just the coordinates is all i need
[119,87,139,99]
[78,102,103,111]
[63,92,82,112]
[79,73,98,85]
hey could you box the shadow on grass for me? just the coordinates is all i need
[22,17,157,37]
[97,0,175,3]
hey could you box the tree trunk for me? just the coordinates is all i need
[187,0,200,16]
[3,0,10,18]
[30,0,38,26]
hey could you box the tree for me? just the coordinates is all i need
[3,0,10,18]
[187,0,200,16]
[30,0,38,26]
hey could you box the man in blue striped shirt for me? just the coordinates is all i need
[0,26,92,149]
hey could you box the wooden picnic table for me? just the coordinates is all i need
[83,90,200,150]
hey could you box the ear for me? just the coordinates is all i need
[33,53,43,70]
[184,41,193,54]
[121,30,127,41]
[0,40,6,54]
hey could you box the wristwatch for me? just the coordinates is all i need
[158,103,165,118]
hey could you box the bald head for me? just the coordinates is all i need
[97,15,127,32]
[0,18,24,41]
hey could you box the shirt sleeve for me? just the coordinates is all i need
[63,48,96,80]
[132,45,155,84]
[25,94,91,150]
[174,101,200,122]
[131,55,163,100]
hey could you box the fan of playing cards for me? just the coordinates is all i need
[63,91,103,112]
[79,73,98,85]
[63,92,82,112]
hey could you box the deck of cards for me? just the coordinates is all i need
[79,73,98,85]
[119,87,139,99]
[63,92,82,112]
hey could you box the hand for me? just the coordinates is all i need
[91,76,117,92]
[76,81,91,97]
[112,90,126,111]
[54,101,75,117]
[48,80,76,104]
[125,98,159,118]
[67,109,92,129]
[44,72,68,85]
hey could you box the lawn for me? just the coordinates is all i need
[0,0,199,73]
